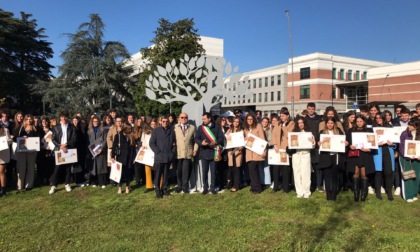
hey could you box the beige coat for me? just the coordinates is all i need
[319,121,345,134]
[106,125,118,148]
[226,128,243,167]
[174,124,197,159]
[271,120,295,150]
[244,124,266,162]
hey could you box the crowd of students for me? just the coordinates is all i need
[0,102,419,202]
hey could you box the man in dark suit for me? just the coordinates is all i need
[49,111,77,194]
[194,112,224,195]
[149,116,175,198]
[305,102,323,192]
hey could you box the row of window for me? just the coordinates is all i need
[300,67,368,81]
[252,75,282,88]
[224,91,282,105]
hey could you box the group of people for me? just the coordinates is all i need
[0,102,419,202]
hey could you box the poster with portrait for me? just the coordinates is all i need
[0,136,9,151]
[374,127,402,143]
[42,131,56,150]
[16,137,40,152]
[88,139,103,158]
[110,161,122,183]
[351,132,378,149]
[134,147,155,167]
[404,140,420,158]
[54,148,78,165]
[244,133,268,156]
[268,149,290,165]
[287,132,314,149]
[319,134,346,153]
[225,131,245,149]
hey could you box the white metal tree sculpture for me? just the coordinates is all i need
[145,54,252,125]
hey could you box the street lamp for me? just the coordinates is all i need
[285,10,295,118]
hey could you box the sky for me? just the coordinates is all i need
[2,0,420,76]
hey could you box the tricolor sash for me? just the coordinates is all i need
[202,125,222,161]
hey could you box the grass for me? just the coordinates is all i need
[1,184,420,252]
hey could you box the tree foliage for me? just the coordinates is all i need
[0,9,53,112]
[131,18,205,116]
[34,14,136,116]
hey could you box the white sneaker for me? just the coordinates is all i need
[92,185,97,188]
[297,194,303,198]
[65,184,72,192]
[394,187,401,196]
[413,197,418,201]
[368,187,374,195]
[270,182,274,189]
[101,185,106,189]
[407,199,414,203]
[49,186,56,195]
[381,187,385,194]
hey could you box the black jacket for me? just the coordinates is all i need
[149,126,176,164]
[111,131,133,167]
[194,122,224,160]
[52,123,77,150]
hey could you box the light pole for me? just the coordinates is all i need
[331,55,334,107]
[285,10,295,118]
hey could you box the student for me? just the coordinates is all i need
[0,124,12,196]
[226,117,244,192]
[292,116,315,198]
[87,115,108,188]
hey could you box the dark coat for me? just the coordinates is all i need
[149,126,176,164]
[345,127,375,174]
[87,127,108,175]
[194,122,224,160]
[52,123,77,150]
[306,114,322,163]
[317,128,344,169]
[111,131,133,167]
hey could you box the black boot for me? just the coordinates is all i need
[361,179,368,202]
[353,178,360,202]
[0,187,5,196]
[385,175,394,201]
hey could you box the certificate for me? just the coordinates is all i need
[16,137,40,152]
[288,132,314,149]
[54,148,78,165]
[374,127,401,143]
[351,132,378,149]
[319,134,346,153]
[134,147,155,167]
[0,136,9,151]
[225,131,245,149]
[404,140,420,158]
[110,161,122,183]
[88,139,103,158]
[268,149,289,165]
[107,149,112,166]
[244,133,268,155]
[42,131,55,150]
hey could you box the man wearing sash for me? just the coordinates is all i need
[195,113,224,195]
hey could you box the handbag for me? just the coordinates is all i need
[348,149,360,157]
[402,161,416,180]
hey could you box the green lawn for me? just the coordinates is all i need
[1,185,420,252]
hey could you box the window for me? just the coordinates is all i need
[300,67,310,79]
[347,70,352,81]
[253,79,256,89]
[264,92,268,102]
[248,80,251,89]
[340,87,345,99]
[332,68,336,79]
[259,78,262,88]
[233,83,236,91]
[363,71,367,80]
[277,75,281,85]
[253,94,256,103]
[265,77,268,87]
[300,85,310,99]
[355,71,360,80]
[277,91,281,101]
[340,69,345,80]
[258,93,262,102]
[271,76,274,86]
[332,87,336,99]
[271,92,274,101]
[224,97,227,104]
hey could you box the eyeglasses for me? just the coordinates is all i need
[161,120,168,123]
[180,117,188,119]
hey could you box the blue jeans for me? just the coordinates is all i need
[201,159,216,191]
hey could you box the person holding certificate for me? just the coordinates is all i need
[16,114,39,191]
[140,118,157,193]
[111,122,135,194]
[292,116,315,199]
[0,125,12,196]
[318,117,344,201]
[398,119,420,203]
[226,117,244,192]
[270,108,294,193]
[346,115,375,202]
[243,114,266,194]
[372,113,396,201]
[87,115,108,188]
